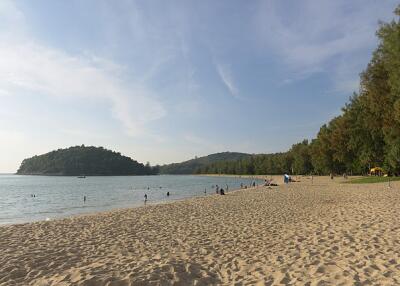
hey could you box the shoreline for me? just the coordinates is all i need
[0,174,364,227]
[0,184,264,228]
[0,177,264,227]
[0,174,362,227]
[2,177,400,285]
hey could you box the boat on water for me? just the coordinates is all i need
[77,176,86,178]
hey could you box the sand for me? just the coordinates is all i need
[1,176,400,285]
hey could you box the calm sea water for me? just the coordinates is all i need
[0,174,262,225]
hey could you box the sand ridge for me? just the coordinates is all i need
[1,176,400,285]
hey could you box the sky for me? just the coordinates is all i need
[0,0,398,172]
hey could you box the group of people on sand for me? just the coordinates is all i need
[264,178,278,186]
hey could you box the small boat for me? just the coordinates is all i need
[77,176,86,178]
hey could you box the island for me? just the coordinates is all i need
[17,145,158,176]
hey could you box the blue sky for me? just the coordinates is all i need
[0,0,398,172]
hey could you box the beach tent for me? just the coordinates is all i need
[370,167,384,176]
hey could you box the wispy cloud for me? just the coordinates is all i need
[216,63,239,97]
[253,0,397,91]
[0,1,166,137]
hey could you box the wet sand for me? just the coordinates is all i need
[1,176,400,285]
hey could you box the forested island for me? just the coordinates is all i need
[17,146,158,176]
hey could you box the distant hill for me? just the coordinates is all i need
[17,145,157,176]
[159,152,252,174]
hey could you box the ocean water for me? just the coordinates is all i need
[0,174,262,225]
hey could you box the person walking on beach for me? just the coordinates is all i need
[144,194,148,202]
[216,185,219,194]
[284,174,289,184]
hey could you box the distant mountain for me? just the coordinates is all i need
[17,145,157,176]
[159,152,252,174]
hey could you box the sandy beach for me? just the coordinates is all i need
[1,176,400,285]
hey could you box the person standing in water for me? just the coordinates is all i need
[144,194,148,202]
[167,191,170,197]
[83,195,86,203]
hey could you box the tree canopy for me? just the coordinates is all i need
[159,152,252,174]
[17,145,158,176]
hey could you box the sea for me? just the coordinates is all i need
[0,174,263,225]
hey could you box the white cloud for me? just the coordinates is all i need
[255,1,371,70]
[253,0,397,91]
[216,63,239,97]
[0,1,166,137]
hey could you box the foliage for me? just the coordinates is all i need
[193,152,291,175]
[17,145,158,176]
[159,152,252,174]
